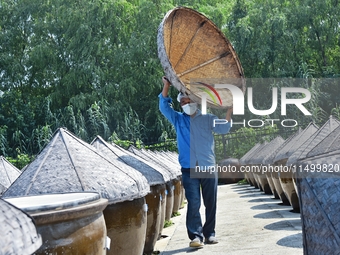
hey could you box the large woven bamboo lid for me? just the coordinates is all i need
[157,7,245,108]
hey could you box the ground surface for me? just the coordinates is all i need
[154,183,303,255]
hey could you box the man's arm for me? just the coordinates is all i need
[226,106,233,122]
[212,106,233,134]
[159,76,178,125]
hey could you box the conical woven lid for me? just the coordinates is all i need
[163,151,181,165]
[287,116,340,165]
[128,146,177,180]
[306,123,340,159]
[244,142,268,164]
[239,143,261,164]
[158,151,183,173]
[220,157,240,166]
[0,198,42,255]
[250,136,285,165]
[144,149,182,177]
[157,7,245,108]
[261,136,287,165]
[158,150,181,169]
[91,136,169,185]
[273,123,318,164]
[3,128,149,204]
[0,156,21,194]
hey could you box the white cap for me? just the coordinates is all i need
[177,92,189,102]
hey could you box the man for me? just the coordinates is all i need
[158,76,233,248]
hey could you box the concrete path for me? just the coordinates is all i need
[154,183,303,255]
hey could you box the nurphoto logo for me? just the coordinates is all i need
[198,80,312,128]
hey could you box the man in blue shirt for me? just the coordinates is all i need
[159,76,233,248]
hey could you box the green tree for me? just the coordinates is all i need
[1,0,340,161]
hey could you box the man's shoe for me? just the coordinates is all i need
[205,236,218,244]
[189,237,204,248]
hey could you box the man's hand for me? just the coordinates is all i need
[226,106,233,122]
[162,76,171,87]
[161,76,171,97]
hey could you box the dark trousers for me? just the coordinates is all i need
[181,170,218,241]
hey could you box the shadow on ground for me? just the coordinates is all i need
[246,198,277,203]
[239,193,271,198]
[277,233,303,248]
[254,211,300,219]
[250,203,289,210]
[264,219,302,231]
[162,247,205,254]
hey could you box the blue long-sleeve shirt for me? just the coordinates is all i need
[158,93,231,170]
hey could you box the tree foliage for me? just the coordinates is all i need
[0,0,340,161]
